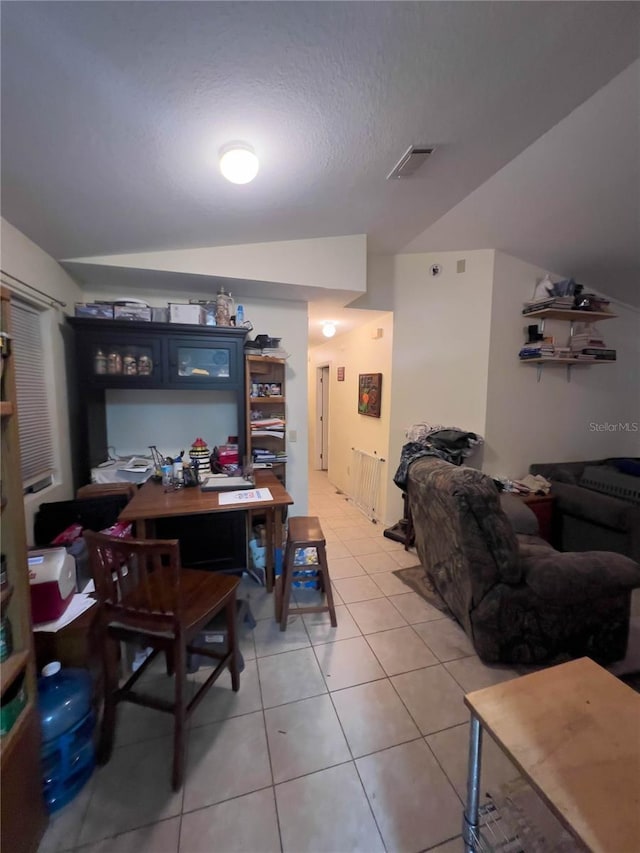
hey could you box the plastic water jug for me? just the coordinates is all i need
[37,661,95,813]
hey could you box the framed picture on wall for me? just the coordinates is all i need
[358,373,382,418]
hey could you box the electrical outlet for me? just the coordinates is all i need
[456,259,466,273]
[289,430,297,443]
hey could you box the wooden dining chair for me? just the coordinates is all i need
[84,530,240,791]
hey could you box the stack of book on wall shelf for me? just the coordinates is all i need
[569,325,616,360]
[521,295,575,314]
[519,342,574,361]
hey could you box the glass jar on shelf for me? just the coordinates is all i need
[93,348,107,375]
[107,349,122,375]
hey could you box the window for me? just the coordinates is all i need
[11,298,55,492]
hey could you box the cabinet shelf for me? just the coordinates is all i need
[249,396,284,405]
[522,308,617,322]
[0,650,29,699]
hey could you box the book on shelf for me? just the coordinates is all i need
[522,296,575,314]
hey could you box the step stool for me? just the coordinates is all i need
[276,516,337,632]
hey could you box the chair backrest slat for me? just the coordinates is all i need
[84,531,181,629]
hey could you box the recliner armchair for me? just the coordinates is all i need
[407,457,640,664]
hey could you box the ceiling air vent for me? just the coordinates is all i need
[387,145,435,180]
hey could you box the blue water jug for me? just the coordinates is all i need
[37,661,95,813]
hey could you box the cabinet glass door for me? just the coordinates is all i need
[85,334,162,387]
[168,338,238,387]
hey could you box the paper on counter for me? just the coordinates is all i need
[33,594,96,632]
[218,487,273,505]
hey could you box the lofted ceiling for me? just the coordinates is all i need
[1,1,639,335]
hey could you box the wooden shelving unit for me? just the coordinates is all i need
[520,306,618,382]
[1,287,47,853]
[245,355,287,484]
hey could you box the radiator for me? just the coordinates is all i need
[349,448,385,522]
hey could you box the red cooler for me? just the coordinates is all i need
[28,548,76,624]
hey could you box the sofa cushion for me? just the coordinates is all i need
[523,550,640,604]
[579,465,640,506]
[550,482,638,531]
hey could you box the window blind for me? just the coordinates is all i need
[11,299,55,490]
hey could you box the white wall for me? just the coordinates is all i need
[308,312,394,521]
[485,251,640,477]
[85,283,309,513]
[71,234,367,294]
[385,250,495,525]
[1,218,84,542]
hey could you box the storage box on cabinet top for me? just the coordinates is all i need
[113,304,152,322]
[74,303,114,320]
[169,304,206,325]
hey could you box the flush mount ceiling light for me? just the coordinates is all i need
[219,143,259,184]
[322,322,337,338]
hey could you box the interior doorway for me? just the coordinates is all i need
[315,364,329,470]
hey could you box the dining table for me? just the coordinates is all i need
[118,470,294,591]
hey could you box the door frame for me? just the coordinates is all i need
[314,364,330,470]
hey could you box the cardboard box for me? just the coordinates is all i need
[169,304,206,325]
[113,304,152,321]
[74,303,114,320]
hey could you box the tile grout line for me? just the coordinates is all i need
[253,595,285,853]
[308,620,390,853]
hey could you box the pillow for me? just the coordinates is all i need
[610,458,640,478]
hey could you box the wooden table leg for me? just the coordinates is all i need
[135,518,147,539]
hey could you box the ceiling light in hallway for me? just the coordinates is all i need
[322,322,336,338]
[219,143,259,184]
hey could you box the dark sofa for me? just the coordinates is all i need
[407,457,640,664]
[530,458,640,562]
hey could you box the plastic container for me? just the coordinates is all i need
[37,662,95,813]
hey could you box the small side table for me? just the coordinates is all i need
[517,493,555,543]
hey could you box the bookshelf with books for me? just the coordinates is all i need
[245,355,287,484]
[519,298,618,381]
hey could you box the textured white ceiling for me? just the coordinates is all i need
[405,61,640,306]
[1,2,639,323]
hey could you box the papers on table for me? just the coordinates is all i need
[33,593,96,633]
[218,487,273,506]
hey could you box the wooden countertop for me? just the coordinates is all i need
[464,657,640,853]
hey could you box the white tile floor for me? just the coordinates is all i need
[39,470,527,853]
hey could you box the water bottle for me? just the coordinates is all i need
[235,304,244,324]
[38,662,95,813]
[161,463,173,492]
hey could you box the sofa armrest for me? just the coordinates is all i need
[522,549,640,604]
[551,482,640,531]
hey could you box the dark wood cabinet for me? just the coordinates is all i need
[67,319,247,488]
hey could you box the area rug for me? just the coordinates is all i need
[393,565,453,617]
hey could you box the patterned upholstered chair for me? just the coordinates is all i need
[407,457,640,665]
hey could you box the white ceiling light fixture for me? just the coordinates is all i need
[322,322,337,338]
[219,142,259,184]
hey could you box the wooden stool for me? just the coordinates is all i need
[276,516,337,632]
